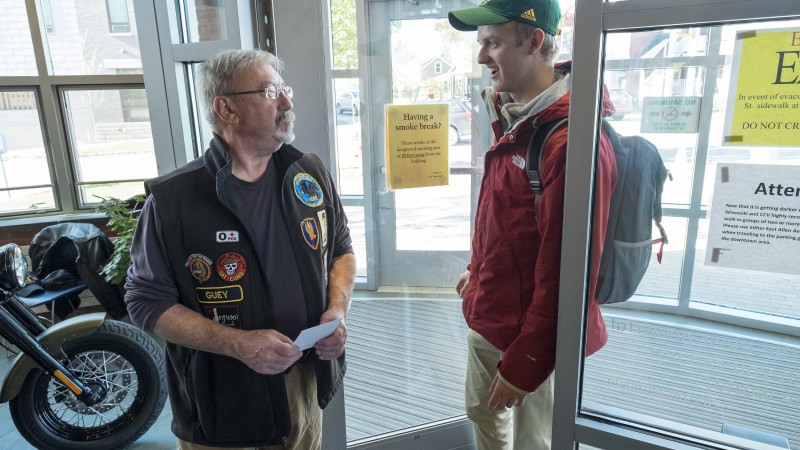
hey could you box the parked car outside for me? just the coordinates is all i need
[609,88,634,120]
[448,100,472,146]
[336,90,359,116]
[416,99,473,146]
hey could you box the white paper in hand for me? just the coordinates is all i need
[292,318,342,350]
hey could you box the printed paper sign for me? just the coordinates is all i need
[385,103,449,189]
[705,163,800,275]
[723,28,800,147]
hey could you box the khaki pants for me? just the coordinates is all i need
[177,361,322,450]
[465,329,555,450]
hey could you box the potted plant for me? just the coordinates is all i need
[94,194,146,285]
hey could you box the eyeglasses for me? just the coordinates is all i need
[222,85,293,100]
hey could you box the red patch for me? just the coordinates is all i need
[216,252,247,282]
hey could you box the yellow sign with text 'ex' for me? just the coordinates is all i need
[385,103,448,190]
[724,28,800,147]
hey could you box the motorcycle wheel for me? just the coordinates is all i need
[9,320,168,450]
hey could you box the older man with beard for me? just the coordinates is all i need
[124,49,355,450]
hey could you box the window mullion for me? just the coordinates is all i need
[675,26,724,314]
[39,82,77,213]
[46,75,146,86]
[23,0,78,213]
[25,0,52,77]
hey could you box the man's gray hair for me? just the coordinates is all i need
[196,49,284,127]
[513,22,561,64]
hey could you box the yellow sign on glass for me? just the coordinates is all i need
[385,104,449,189]
[724,29,800,146]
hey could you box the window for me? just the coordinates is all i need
[0,89,57,213]
[179,0,227,43]
[558,6,800,448]
[0,0,155,217]
[106,0,131,34]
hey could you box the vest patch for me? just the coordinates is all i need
[204,305,241,328]
[293,173,324,207]
[301,218,320,250]
[216,230,240,243]
[317,210,328,248]
[512,154,526,169]
[196,285,243,303]
[185,253,213,283]
[216,252,247,282]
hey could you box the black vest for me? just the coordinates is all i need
[146,138,345,446]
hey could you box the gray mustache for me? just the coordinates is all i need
[277,110,296,127]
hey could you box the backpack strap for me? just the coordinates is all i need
[526,117,569,194]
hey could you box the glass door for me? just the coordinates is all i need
[364,0,487,288]
[553,1,800,448]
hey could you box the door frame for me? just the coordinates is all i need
[553,1,800,449]
[363,0,488,288]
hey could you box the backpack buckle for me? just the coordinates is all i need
[528,172,541,193]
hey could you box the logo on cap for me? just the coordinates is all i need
[521,9,536,21]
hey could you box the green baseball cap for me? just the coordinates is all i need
[448,0,561,36]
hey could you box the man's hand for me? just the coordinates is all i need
[455,270,470,298]
[153,305,302,374]
[488,374,527,410]
[314,308,347,360]
[234,329,302,374]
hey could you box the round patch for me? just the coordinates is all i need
[216,252,247,282]
[185,253,213,283]
[293,173,324,207]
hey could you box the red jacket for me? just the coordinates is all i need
[463,63,618,392]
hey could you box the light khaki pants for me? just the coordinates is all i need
[177,361,322,450]
[465,329,555,450]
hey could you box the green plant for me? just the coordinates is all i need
[94,194,146,285]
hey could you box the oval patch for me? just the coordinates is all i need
[185,253,212,283]
[293,173,324,207]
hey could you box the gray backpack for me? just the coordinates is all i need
[526,118,670,304]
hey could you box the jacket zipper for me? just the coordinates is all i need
[217,173,288,443]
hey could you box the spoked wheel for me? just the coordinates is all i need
[10,320,167,450]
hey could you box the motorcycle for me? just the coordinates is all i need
[0,243,168,450]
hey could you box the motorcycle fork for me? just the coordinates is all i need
[0,297,104,406]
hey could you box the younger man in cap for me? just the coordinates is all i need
[450,0,618,448]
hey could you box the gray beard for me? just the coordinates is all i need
[274,110,296,144]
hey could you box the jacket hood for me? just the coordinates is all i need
[481,61,616,136]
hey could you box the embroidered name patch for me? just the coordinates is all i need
[512,154,526,169]
[216,231,240,243]
[185,253,213,283]
[293,173,323,207]
[216,252,247,282]
[301,218,320,250]
[196,285,244,303]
